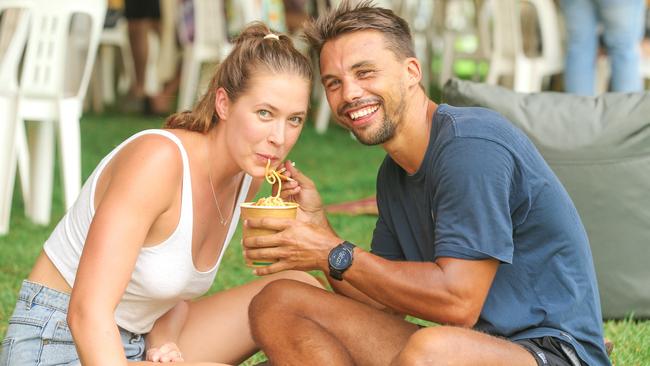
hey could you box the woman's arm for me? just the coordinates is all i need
[67,135,183,365]
[145,301,189,362]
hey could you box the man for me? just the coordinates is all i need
[243,1,611,365]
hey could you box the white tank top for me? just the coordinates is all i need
[44,129,252,334]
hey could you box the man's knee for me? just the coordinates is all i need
[249,279,316,328]
[395,327,457,366]
[251,279,297,313]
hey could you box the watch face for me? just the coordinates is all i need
[329,247,352,270]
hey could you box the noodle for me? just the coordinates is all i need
[252,159,294,207]
[264,158,282,199]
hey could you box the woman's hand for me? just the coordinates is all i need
[273,160,328,226]
[145,301,188,362]
[146,342,184,363]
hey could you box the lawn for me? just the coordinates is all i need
[1,113,648,365]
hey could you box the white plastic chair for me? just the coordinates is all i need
[2,0,106,228]
[438,0,491,87]
[177,0,232,111]
[0,0,32,235]
[91,16,135,111]
[485,0,563,92]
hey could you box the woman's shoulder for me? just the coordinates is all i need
[109,130,186,184]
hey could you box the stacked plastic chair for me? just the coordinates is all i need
[485,0,564,92]
[177,0,232,112]
[0,0,32,235]
[0,0,107,234]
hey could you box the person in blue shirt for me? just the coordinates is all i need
[242,1,611,365]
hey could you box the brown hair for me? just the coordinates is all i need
[164,22,313,132]
[303,0,415,61]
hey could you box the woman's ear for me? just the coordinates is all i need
[214,87,229,120]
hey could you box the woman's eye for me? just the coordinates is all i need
[257,110,272,119]
[288,116,303,126]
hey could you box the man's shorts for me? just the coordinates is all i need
[124,0,160,20]
[514,336,583,366]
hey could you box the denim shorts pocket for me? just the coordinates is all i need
[4,315,45,366]
[43,320,74,344]
[39,313,78,366]
[1,337,15,366]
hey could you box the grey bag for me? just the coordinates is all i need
[443,78,650,319]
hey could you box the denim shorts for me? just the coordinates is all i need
[1,280,145,365]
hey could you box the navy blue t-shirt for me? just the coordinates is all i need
[371,104,610,366]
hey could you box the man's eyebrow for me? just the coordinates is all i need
[321,61,376,83]
[350,60,375,70]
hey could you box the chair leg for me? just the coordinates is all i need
[15,119,31,214]
[0,97,18,235]
[58,101,82,211]
[177,48,200,112]
[314,92,331,135]
[439,31,456,88]
[101,45,116,105]
[118,38,135,96]
[514,59,536,93]
[26,122,55,226]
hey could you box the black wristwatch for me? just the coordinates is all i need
[328,241,356,281]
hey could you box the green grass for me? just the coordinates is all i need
[1,113,648,365]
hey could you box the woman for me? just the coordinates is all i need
[1,23,319,365]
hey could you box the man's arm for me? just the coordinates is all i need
[243,218,499,326]
[342,249,499,326]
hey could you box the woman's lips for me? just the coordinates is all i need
[256,153,278,164]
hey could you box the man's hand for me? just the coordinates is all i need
[146,342,184,363]
[273,160,328,226]
[243,217,341,276]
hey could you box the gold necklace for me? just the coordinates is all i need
[206,137,231,226]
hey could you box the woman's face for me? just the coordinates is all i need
[222,72,310,177]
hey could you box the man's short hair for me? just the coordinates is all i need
[304,0,416,61]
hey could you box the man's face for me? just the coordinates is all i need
[319,30,408,145]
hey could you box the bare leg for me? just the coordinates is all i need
[391,326,537,366]
[248,279,420,366]
[176,271,322,365]
[127,19,152,98]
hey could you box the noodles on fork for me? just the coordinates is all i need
[253,159,295,206]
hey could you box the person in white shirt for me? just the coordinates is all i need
[1,22,320,366]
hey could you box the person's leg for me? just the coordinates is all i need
[248,279,420,366]
[127,19,151,99]
[560,0,599,95]
[391,326,537,366]
[125,0,161,101]
[599,0,646,92]
[175,271,322,365]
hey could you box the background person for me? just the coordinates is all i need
[0,23,319,365]
[560,0,647,95]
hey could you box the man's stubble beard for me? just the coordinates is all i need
[353,89,407,146]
